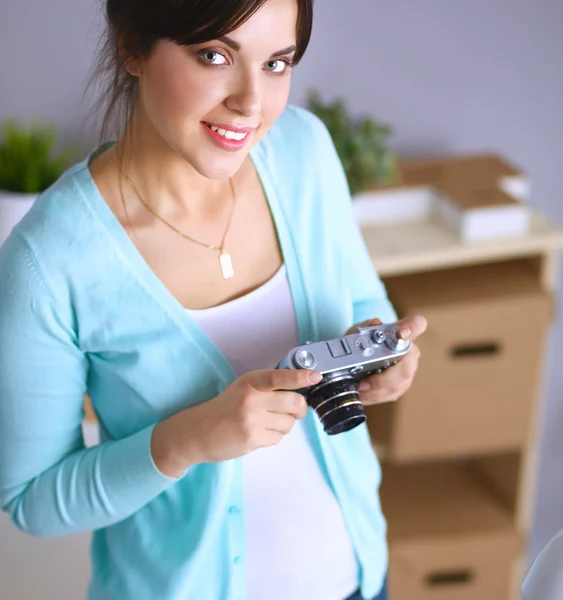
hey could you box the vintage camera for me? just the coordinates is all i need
[276,323,411,435]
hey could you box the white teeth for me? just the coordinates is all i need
[207,124,248,141]
[225,130,246,141]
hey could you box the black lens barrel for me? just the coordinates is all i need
[307,375,366,435]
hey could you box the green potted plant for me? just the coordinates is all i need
[306,90,398,196]
[0,119,74,245]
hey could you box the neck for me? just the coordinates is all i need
[114,109,234,221]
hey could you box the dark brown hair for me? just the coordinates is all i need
[88,0,314,146]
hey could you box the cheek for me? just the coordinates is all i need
[257,77,292,132]
[269,76,292,115]
[142,64,224,133]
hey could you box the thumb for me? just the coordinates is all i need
[246,368,322,393]
[395,314,428,341]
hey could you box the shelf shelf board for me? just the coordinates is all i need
[361,209,563,277]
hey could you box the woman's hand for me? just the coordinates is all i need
[151,368,321,478]
[345,315,427,407]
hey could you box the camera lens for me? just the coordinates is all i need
[307,374,365,435]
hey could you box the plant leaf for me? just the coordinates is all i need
[0,119,74,194]
[305,91,397,193]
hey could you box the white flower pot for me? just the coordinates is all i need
[0,190,38,247]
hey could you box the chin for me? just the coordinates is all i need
[188,151,250,181]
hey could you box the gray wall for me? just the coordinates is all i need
[2,0,563,569]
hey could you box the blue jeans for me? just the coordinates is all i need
[345,579,388,600]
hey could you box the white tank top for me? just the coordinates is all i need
[187,265,359,600]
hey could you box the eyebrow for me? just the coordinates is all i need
[218,36,297,58]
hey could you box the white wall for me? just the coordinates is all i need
[0,514,92,599]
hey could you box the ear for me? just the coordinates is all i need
[117,32,142,76]
[125,61,142,76]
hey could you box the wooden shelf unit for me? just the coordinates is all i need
[361,208,563,600]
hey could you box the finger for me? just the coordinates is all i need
[345,317,383,336]
[402,345,421,378]
[359,372,388,392]
[260,430,285,448]
[360,390,406,406]
[247,368,322,393]
[361,381,409,405]
[359,347,420,391]
[265,412,297,435]
[382,347,420,383]
[360,386,395,405]
[396,315,427,341]
[269,391,309,420]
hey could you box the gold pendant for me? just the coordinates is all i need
[219,251,234,279]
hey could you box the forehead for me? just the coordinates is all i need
[226,0,298,45]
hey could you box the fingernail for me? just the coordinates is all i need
[359,382,371,391]
[370,318,382,325]
[308,371,322,384]
[400,328,411,339]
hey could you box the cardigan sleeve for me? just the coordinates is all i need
[305,109,398,326]
[0,232,179,538]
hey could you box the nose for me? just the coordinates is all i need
[225,71,262,118]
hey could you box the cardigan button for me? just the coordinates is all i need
[229,505,240,515]
[233,556,242,566]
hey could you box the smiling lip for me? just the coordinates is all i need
[202,122,256,152]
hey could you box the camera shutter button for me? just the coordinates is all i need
[385,328,410,352]
[294,350,317,369]
[356,336,376,355]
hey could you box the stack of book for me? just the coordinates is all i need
[352,153,530,242]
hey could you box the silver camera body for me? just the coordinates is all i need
[277,323,411,435]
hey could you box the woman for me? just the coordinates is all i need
[0,0,426,599]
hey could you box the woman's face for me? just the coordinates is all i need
[136,0,299,180]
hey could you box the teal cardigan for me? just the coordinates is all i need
[0,106,397,600]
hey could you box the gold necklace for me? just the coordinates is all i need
[123,174,237,280]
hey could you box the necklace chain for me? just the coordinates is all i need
[122,173,237,279]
